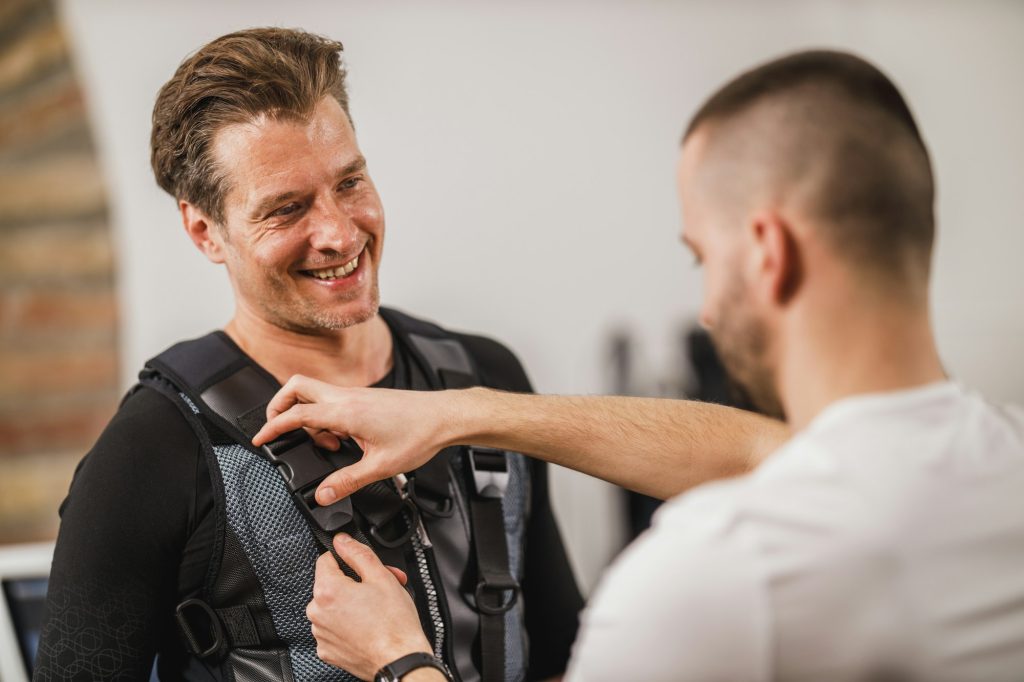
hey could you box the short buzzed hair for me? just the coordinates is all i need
[151,27,350,223]
[684,50,935,284]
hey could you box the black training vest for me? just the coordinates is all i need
[139,308,530,681]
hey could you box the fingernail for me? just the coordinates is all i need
[318,487,337,505]
[335,533,351,544]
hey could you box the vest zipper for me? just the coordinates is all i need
[394,474,447,665]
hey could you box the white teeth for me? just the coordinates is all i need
[308,254,360,280]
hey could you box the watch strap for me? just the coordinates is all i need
[374,652,450,682]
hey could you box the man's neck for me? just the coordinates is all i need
[223,310,394,388]
[778,290,947,432]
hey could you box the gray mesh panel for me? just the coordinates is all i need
[213,442,358,682]
[502,453,530,682]
[176,393,352,679]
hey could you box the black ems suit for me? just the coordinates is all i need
[36,309,582,681]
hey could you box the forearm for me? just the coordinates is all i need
[445,389,788,500]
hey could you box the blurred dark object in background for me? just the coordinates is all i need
[0,0,118,544]
[611,325,757,540]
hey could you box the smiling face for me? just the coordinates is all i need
[678,129,784,419]
[201,95,384,334]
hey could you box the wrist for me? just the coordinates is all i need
[441,387,486,448]
[372,637,432,676]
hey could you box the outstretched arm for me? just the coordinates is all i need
[252,376,789,504]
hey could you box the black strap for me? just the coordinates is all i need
[466,448,519,682]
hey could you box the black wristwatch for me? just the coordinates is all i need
[374,652,451,682]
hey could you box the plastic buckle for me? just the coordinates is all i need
[467,447,509,499]
[369,497,420,548]
[406,477,454,518]
[474,574,520,615]
[261,432,354,532]
[176,598,224,658]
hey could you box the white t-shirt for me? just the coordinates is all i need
[566,382,1024,681]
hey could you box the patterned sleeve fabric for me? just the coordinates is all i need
[34,388,206,681]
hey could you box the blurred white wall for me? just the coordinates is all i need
[59,0,1024,593]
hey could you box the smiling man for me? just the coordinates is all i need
[34,28,588,682]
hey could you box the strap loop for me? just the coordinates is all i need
[407,477,454,518]
[474,575,520,616]
[369,498,420,548]
[176,598,224,659]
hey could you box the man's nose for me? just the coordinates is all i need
[698,305,713,331]
[307,200,359,252]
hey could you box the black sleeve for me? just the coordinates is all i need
[455,333,585,680]
[34,386,207,681]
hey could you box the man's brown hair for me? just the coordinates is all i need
[684,50,936,284]
[151,27,350,223]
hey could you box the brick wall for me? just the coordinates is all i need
[0,0,119,544]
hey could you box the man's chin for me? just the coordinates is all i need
[267,290,381,335]
[310,289,381,331]
[730,373,785,421]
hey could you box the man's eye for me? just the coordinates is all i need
[270,202,300,218]
[339,176,363,191]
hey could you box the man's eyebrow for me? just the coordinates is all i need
[337,155,367,178]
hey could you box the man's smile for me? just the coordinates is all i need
[301,249,363,281]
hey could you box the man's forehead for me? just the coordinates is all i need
[210,99,362,210]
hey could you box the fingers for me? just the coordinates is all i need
[309,428,342,450]
[265,374,331,420]
[332,533,391,582]
[316,460,383,504]
[253,403,349,446]
[386,566,409,586]
[313,550,351,599]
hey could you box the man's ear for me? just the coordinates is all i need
[750,210,801,305]
[180,200,227,264]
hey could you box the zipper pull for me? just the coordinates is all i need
[393,473,433,548]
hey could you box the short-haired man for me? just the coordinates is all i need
[35,28,590,681]
[254,51,1024,680]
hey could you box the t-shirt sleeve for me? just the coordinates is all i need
[34,386,203,681]
[455,332,585,679]
[564,501,770,682]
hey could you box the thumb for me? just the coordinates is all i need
[333,533,390,582]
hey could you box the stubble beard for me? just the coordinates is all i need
[709,278,786,421]
[258,272,381,335]
[307,282,381,330]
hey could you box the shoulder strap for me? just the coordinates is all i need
[141,332,363,573]
[380,308,519,682]
[378,307,478,389]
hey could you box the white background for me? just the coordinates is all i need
[60,0,1024,592]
